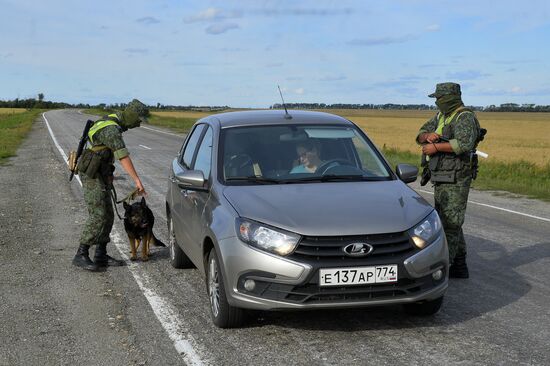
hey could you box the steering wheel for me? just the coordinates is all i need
[225,154,253,176]
[315,158,353,174]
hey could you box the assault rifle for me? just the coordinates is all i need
[68,119,94,181]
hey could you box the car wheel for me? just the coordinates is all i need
[403,296,444,316]
[207,249,244,328]
[167,215,193,269]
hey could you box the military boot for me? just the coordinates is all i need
[449,254,469,279]
[94,243,125,267]
[73,244,100,272]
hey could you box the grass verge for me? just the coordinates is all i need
[382,147,550,201]
[0,109,44,164]
[146,114,197,133]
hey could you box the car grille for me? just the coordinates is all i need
[249,275,436,304]
[290,232,415,262]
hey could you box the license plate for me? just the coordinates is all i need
[319,265,398,287]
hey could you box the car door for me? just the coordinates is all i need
[170,124,206,250]
[183,126,213,264]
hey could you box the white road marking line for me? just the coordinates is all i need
[141,125,183,137]
[139,144,152,150]
[42,112,208,366]
[417,189,550,223]
[42,112,82,187]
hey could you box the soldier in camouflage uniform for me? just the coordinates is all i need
[73,101,148,271]
[417,83,481,278]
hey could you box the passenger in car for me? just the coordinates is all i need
[290,140,323,173]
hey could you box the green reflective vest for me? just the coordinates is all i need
[88,114,120,143]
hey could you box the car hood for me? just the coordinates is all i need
[222,181,433,236]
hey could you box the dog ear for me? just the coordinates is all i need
[123,201,130,210]
[141,197,146,206]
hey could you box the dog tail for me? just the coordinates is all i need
[153,234,166,247]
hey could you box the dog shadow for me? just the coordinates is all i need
[246,235,549,331]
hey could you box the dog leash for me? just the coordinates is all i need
[116,187,140,204]
[108,184,139,220]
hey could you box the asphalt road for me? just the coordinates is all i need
[2,109,550,365]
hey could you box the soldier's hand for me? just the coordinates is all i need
[425,133,441,143]
[422,143,438,156]
[136,181,148,197]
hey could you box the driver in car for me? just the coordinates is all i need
[290,140,323,173]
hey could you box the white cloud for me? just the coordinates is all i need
[348,34,419,46]
[205,23,239,35]
[136,16,160,25]
[294,88,305,95]
[184,8,242,23]
[426,24,440,32]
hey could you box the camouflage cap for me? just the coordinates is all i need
[120,109,141,129]
[428,82,461,98]
[125,98,149,121]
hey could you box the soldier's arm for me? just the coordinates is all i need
[97,126,146,195]
[95,125,129,159]
[416,114,439,144]
[119,157,146,196]
[448,112,479,154]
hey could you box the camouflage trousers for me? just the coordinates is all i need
[434,175,472,262]
[79,176,114,246]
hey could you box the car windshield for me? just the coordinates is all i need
[221,124,392,185]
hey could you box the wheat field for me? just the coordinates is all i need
[0,108,26,115]
[153,109,550,167]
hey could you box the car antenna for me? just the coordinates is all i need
[277,85,292,120]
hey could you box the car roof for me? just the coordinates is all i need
[205,109,353,128]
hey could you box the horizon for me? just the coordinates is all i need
[1,0,549,108]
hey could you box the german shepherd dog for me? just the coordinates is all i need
[123,197,165,261]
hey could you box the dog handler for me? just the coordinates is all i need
[72,100,148,271]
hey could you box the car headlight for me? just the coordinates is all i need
[236,218,301,256]
[409,210,442,249]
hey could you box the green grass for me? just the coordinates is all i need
[0,109,44,164]
[146,114,197,133]
[382,147,550,201]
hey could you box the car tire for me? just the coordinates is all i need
[403,296,444,316]
[167,215,193,269]
[207,249,245,328]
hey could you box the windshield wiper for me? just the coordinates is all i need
[225,176,281,184]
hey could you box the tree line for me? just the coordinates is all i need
[270,103,550,112]
[1,95,549,112]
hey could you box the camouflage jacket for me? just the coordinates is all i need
[91,125,129,161]
[416,109,480,155]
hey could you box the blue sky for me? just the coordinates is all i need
[1,0,549,107]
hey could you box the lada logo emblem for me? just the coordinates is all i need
[343,242,373,257]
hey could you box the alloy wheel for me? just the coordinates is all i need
[208,257,220,317]
[169,218,176,261]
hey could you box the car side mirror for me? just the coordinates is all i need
[175,170,206,189]
[395,164,418,184]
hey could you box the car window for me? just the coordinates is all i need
[193,126,213,179]
[352,135,389,176]
[220,124,391,184]
[181,124,205,169]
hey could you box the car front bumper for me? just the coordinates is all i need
[217,232,448,311]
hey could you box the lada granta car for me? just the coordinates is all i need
[166,110,448,328]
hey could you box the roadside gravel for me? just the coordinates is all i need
[0,119,151,366]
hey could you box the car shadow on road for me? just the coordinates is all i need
[247,234,550,331]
